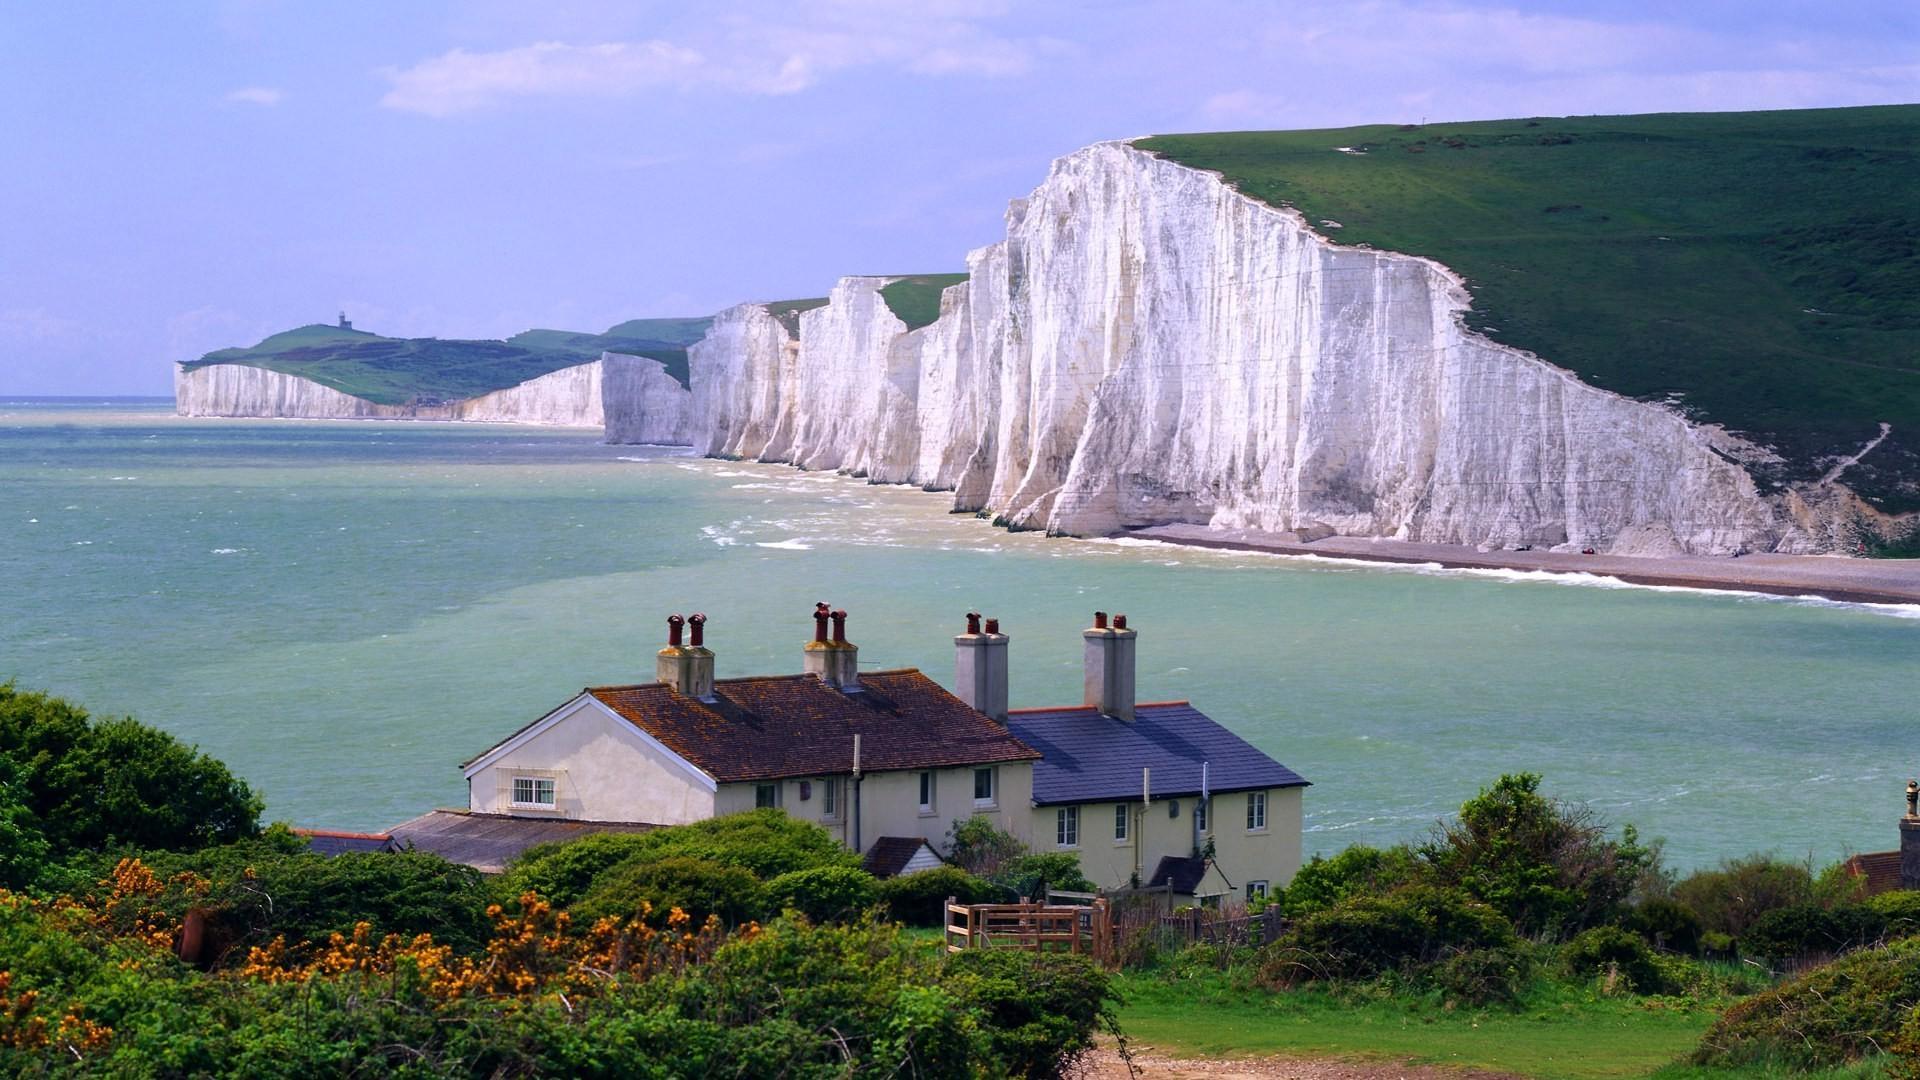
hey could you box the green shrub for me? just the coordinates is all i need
[575,855,766,927]
[1694,937,1920,1069]
[878,867,996,926]
[502,810,859,905]
[1672,855,1814,938]
[1626,897,1704,954]
[1867,890,1920,940]
[1426,944,1535,1007]
[0,684,261,855]
[992,852,1095,900]
[945,948,1118,1078]
[1562,925,1674,994]
[1740,903,1886,963]
[764,866,880,923]
[1261,885,1516,986]
[947,815,1024,878]
[1280,844,1420,920]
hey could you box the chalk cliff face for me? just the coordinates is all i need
[690,141,1831,555]
[175,353,693,443]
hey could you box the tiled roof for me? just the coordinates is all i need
[387,810,658,874]
[1148,855,1209,894]
[586,669,1039,784]
[293,828,395,857]
[1842,850,1906,895]
[1005,701,1307,807]
[863,836,939,878]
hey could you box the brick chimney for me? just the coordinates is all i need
[656,613,715,700]
[1903,778,1920,890]
[955,612,1009,721]
[803,602,860,691]
[1083,611,1137,722]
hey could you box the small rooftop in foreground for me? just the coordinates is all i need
[387,810,657,874]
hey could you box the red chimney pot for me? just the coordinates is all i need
[813,602,830,643]
[1093,611,1108,629]
[965,611,981,635]
[1113,614,1128,630]
[984,617,1000,635]
[830,609,848,643]
[688,612,706,648]
[667,613,684,647]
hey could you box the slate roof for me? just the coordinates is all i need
[294,828,396,857]
[1148,855,1209,895]
[863,836,939,878]
[1842,850,1906,895]
[387,810,658,874]
[1004,701,1307,807]
[570,669,1039,783]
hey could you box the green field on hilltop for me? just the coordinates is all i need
[879,273,969,331]
[183,316,714,405]
[761,297,831,338]
[1139,105,1920,513]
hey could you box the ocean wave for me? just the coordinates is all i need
[755,539,813,551]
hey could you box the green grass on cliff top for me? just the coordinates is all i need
[1138,105,1920,513]
[184,316,713,406]
[879,273,969,331]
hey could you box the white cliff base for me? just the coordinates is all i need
[690,142,1847,556]
[174,352,693,445]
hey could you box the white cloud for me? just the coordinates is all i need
[225,86,284,106]
[379,9,1048,116]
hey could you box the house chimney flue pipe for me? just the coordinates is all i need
[667,613,684,647]
[804,603,859,691]
[1083,610,1138,722]
[813,602,830,642]
[830,609,848,643]
[688,613,705,648]
[955,611,1009,722]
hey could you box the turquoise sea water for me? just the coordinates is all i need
[3,400,1916,869]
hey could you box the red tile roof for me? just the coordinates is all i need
[863,836,939,878]
[1843,850,1906,895]
[586,668,1039,784]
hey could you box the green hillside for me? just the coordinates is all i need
[762,297,830,338]
[1139,105,1920,513]
[185,316,715,405]
[879,273,968,331]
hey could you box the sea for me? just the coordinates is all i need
[3,399,1916,869]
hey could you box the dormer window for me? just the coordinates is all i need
[511,776,556,809]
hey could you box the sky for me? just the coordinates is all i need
[2,1,1915,394]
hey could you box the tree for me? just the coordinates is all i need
[0,684,261,854]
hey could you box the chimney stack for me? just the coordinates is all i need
[1083,610,1137,722]
[955,611,1009,721]
[657,614,716,701]
[1903,778,1920,890]
[803,602,860,691]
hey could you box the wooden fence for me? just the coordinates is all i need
[946,899,1112,965]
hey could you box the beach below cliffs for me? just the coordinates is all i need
[1135,523,1920,606]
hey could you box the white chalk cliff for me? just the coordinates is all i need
[690,141,1837,555]
[175,353,692,443]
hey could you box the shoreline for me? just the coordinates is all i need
[1132,524,1920,607]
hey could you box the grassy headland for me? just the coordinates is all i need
[1138,105,1920,513]
[183,316,714,406]
[879,273,969,331]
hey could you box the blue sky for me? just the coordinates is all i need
[3,1,1914,394]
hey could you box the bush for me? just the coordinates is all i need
[764,866,880,923]
[1694,937,1920,1070]
[947,815,1024,878]
[0,684,261,855]
[1562,925,1674,994]
[1427,945,1535,1007]
[1418,773,1658,938]
[1261,885,1516,986]
[1625,897,1703,954]
[993,853,1095,901]
[574,855,767,927]
[1741,903,1885,963]
[1869,890,1920,940]
[945,948,1119,1078]
[1280,844,1420,920]
[1672,855,1814,938]
[878,867,997,926]
[502,810,859,905]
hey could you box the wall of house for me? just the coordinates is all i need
[468,701,717,824]
[1030,787,1303,899]
[713,762,1036,852]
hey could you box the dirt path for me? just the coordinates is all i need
[1084,1046,1523,1080]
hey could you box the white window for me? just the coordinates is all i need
[1056,806,1079,847]
[821,778,839,819]
[755,782,780,809]
[511,776,556,809]
[1246,790,1267,832]
[917,771,935,815]
[1113,803,1129,842]
[1194,798,1208,833]
[1247,880,1270,901]
[973,767,996,807]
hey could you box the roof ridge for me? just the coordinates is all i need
[1006,704,1098,715]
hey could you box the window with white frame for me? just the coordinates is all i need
[821,778,839,819]
[1113,803,1129,842]
[1247,880,1270,902]
[1056,806,1079,847]
[1194,798,1208,833]
[755,782,780,809]
[972,767,996,807]
[511,776,556,809]
[1246,790,1267,831]
[917,771,935,814]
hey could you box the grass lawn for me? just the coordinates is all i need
[878,273,969,331]
[1138,105,1920,513]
